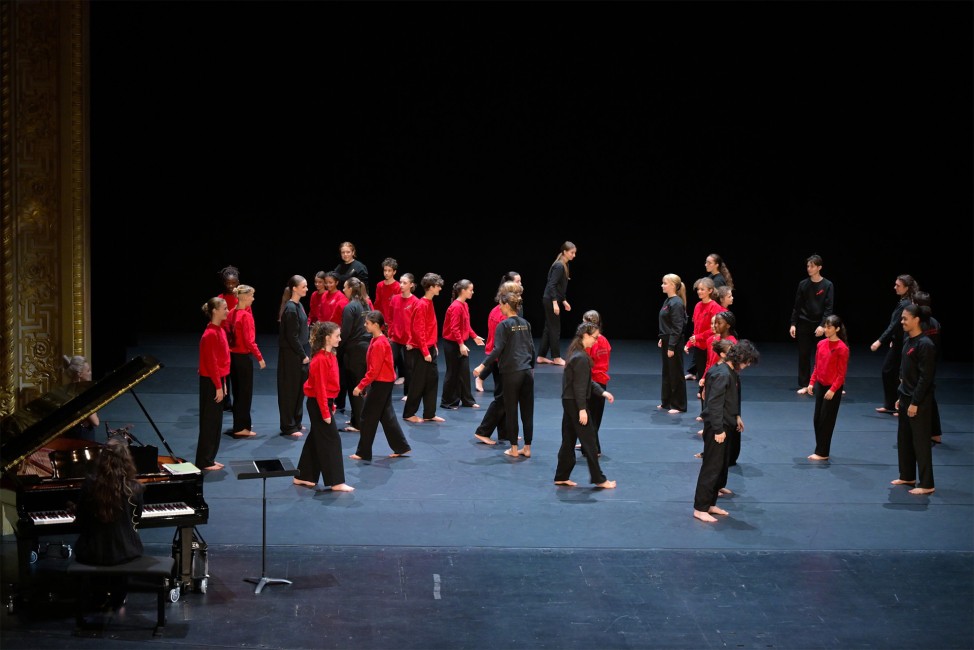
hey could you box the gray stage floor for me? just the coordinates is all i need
[2,335,972,649]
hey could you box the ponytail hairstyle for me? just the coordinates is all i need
[582,309,602,331]
[233,284,254,299]
[664,273,687,305]
[364,310,385,330]
[203,296,227,321]
[278,275,307,321]
[897,274,919,302]
[822,314,848,343]
[452,279,473,300]
[713,310,737,339]
[345,277,370,308]
[706,253,734,289]
[554,241,576,279]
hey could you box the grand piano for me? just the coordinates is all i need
[0,355,208,607]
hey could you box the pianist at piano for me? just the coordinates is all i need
[69,437,145,609]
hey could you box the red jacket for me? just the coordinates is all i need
[409,297,438,357]
[228,308,264,362]
[374,280,401,320]
[319,290,349,325]
[199,323,230,390]
[586,335,611,385]
[442,299,479,343]
[690,300,723,350]
[303,349,340,420]
[357,335,397,390]
[484,304,504,354]
[388,293,419,344]
[809,338,850,393]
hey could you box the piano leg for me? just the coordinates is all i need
[172,526,194,593]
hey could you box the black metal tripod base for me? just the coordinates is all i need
[244,576,292,595]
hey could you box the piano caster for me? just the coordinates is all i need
[168,587,181,603]
[194,577,208,594]
[28,550,38,565]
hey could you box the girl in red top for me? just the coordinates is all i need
[685,277,722,384]
[440,279,485,410]
[218,265,242,411]
[318,272,349,325]
[582,310,611,457]
[477,272,522,393]
[308,271,328,326]
[807,315,850,461]
[350,311,412,462]
[373,258,401,327]
[228,285,266,438]
[388,273,419,398]
[196,296,230,471]
[294,321,354,492]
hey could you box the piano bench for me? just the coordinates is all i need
[66,554,175,636]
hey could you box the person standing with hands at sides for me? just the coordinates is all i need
[277,275,310,438]
[63,355,99,441]
[537,241,576,366]
[68,437,145,611]
[388,273,419,400]
[704,253,734,290]
[218,265,242,411]
[340,277,372,432]
[684,277,722,396]
[227,284,265,438]
[870,274,919,414]
[334,241,369,289]
[714,285,734,311]
[891,303,937,495]
[658,273,688,414]
[580,310,611,457]
[319,271,350,412]
[471,280,524,446]
[403,273,446,423]
[476,271,522,393]
[308,271,328,326]
[473,291,536,457]
[197,296,230,471]
[350,311,412,462]
[693,340,760,523]
[553,322,616,488]
[806,315,850,461]
[441,279,485,410]
[694,310,739,443]
[293,322,354,492]
[790,254,834,394]
[912,291,943,444]
[374,258,400,328]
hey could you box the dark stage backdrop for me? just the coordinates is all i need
[89,1,972,373]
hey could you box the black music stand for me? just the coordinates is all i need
[232,458,299,594]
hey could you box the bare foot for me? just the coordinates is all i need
[504,447,519,458]
[536,356,552,365]
[657,405,665,410]
[282,431,303,438]
[909,487,935,495]
[718,487,733,496]
[404,416,423,423]
[389,450,411,457]
[475,378,485,392]
[348,454,364,460]
[426,416,446,423]
[708,506,729,516]
[214,462,225,469]
[341,426,360,433]
[233,429,257,437]
[394,377,405,385]
[667,409,682,415]
[695,416,703,422]
[202,464,222,471]
[554,480,577,486]
[293,478,316,488]
[890,479,916,486]
[807,454,829,461]
[693,509,718,522]
[931,436,942,444]
[474,435,497,445]
[693,452,702,458]
[467,403,481,409]
[796,387,810,395]
[520,446,531,458]
[330,484,355,492]
[551,358,566,366]
[594,480,617,489]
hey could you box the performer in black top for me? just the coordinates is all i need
[789,254,834,392]
[658,273,688,413]
[537,241,575,366]
[870,274,918,414]
[277,275,311,437]
[334,241,369,289]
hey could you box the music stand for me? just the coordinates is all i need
[232,458,299,594]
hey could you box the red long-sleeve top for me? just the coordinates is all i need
[704,333,738,374]
[809,338,850,393]
[357,335,397,390]
[409,296,438,357]
[308,290,325,325]
[484,304,504,354]
[374,280,400,320]
[586,335,611,385]
[319,290,349,325]
[388,293,419,345]
[199,323,230,390]
[303,349,340,420]
[442,299,479,344]
[228,307,264,362]
[690,300,724,350]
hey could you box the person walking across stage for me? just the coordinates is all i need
[471,279,523,446]
[440,279,485,410]
[537,241,576,366]
[473,290,536,458]
[476,271,522,394]
[349,311,412,462]
[196,296,230,471]
[580,310,611,457]
[277,275,311,438]
[553,322,616,488]
[340,277,373,432]
[692,340,760,523]
[789,254,834,394]
[658,273,688,414]
[890,303,937,496]
[806,315,850,461]
[403,273,446,424]
[870,274,918,414]
[227,284,266,438]
[293,321,354,492]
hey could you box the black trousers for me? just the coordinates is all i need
[297,397,346,487]
[196,376,224,468]
[355,381,411,460]
[880,342,903,410]
[812,381,844,457]
[693,426,730,512]
[229,352,255,432]
[583,381,607,455]
[277,351,307,434]
[537,300,562,359]
[440,340,476,408]
[501,370,534,446]
[403,347,439,419]
[795,320,819,389]
[344,342,369,428]
[896,395,935,489]
[474,368,507,440]
[554,398,606,485]
[660,347,687,412]
[390,340,410,396]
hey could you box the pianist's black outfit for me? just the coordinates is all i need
[73,475,145,608]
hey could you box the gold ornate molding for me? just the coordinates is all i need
[0,0,89,417]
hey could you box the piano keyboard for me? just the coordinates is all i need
[29,501,195,525]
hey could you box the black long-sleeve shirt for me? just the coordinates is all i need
[542,262,569,302]
[481,316,536,374]
[899,333,937,404]
[334,260,369,289]
[658,296,687,351]
[878,297,912,346]
[561,350,605,410]
[790,277,834,327]
[73,477,145,566]
[701,362,740,434]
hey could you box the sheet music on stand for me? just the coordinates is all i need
[231,458,299,594]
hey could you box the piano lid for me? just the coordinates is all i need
[0,355,163,475]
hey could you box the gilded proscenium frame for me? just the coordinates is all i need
[0,0,90,418]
